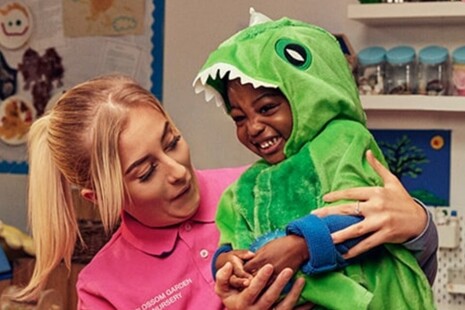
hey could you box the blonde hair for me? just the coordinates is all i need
[17,75,170,301]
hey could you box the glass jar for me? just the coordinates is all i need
[451,46,465,96]
[386,45,416,94]
[356,46,386,95]
[417,45,449,96]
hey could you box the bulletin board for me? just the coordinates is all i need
[151,0,164,101]
[0,0,162,175]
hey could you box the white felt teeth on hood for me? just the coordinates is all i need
[193,63,277,109]
[218,69,228,79]
[193,8,276,110]
[204,90,215,102]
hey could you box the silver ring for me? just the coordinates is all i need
[355,200,361,215]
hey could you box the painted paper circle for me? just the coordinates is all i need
[0,2,33,50]
[0,95,35,145]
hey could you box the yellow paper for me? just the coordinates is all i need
[63,0,145,37]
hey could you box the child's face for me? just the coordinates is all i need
[226,79,293,164]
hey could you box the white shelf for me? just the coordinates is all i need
[348,2,465,25]
[361,95,465,112]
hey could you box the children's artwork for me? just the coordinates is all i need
[0,94,29,173]
[150,0,164,101]
[0,51,17,100]
[63,0,145,37]
[18,47,64,117]
[370,129,451,206]
[1,45,65,175]
[0,1,33,50]
[0,95,35,146]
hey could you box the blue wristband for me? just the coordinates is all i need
[286,214,338,274]
[212,244,232,280]
[286,214,363,275]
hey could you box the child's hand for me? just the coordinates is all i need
[244,235,307,280]
[217,250,255,288]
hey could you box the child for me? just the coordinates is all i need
[193,9,435,310]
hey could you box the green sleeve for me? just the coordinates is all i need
[215,184,253,249]
[310,120,385,206]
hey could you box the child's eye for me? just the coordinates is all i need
[259,103,278,115]
[231,114,246,125]
[166,135,181,151]
[138,163,156,182]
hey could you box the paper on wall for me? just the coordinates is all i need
[62,0,145,37]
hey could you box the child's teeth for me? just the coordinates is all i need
[260,137,278,149]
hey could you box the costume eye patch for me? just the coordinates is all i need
[275,38,312,70]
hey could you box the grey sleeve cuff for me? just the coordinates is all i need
[402,199,438,285]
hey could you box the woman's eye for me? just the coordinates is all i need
[166,135,181,151]
[139,163,156,182]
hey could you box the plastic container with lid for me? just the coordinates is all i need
[356,46,386,95]
[385,45,416,94]
[417,45,449,96]
[451,46,465,96]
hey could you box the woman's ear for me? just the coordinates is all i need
[81,188,97,203]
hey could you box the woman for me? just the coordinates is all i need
[18,75,435,309]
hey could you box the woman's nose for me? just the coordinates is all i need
[164,157,188,184]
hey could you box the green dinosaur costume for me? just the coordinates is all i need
[193,10,435,310]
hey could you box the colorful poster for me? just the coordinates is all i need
[370,129,451,206]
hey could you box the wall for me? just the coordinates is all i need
[163,1,465,309]
[0,0,154,231]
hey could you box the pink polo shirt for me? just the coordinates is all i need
[77,166,247,310]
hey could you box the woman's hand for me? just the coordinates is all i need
[244,235,308,279]
[312,150,428,259]
[216,262,312,310]
[217,250,255,288]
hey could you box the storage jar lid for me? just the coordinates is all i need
[452,46,465,64]
[419,45,448,65]
[357,46,386,66]
[386,46,416,65]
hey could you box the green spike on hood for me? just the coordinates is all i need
[193,17,366,158]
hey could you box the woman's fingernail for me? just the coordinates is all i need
[264,264,273,275]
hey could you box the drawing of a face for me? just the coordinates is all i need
[0,2,32,50]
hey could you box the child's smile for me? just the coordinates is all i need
[254,136,284,156]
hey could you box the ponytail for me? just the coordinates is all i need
[15,115,80,301]
[11,74,166,301]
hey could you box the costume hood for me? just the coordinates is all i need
[193,8,365,158]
